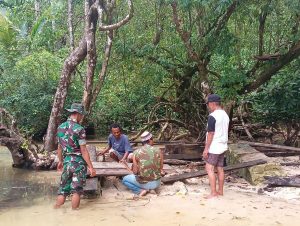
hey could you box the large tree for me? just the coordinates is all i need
[121,0,300,140]
[44,0,133,151]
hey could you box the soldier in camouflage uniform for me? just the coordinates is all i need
[54,103,96,210]
[122,131,164,197]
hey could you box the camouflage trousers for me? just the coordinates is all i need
[58,160,87,196]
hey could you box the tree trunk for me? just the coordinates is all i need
[44,38,88,151]
[0,108,41,168]
[82,7,98,112]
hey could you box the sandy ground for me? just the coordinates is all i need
[1,146,300,226]
[1,174,300,226]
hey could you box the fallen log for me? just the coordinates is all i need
[264,175,300,188]
[161,159,267,183]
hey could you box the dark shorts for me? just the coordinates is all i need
[205,153,225,167]
[58,161,87,196]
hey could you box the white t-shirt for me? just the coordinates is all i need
[206,109,229,154]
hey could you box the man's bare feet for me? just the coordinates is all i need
[139,189,148,197]
[217,191,223,196]
[204,193,218,199]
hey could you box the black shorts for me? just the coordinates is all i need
[205,153,225,167]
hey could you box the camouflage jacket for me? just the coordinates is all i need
[57,118,86,162]
[134,144,162,183]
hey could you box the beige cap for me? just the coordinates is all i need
[140,131,153,142]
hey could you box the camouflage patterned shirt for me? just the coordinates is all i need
[57,118,86,159]
[134,144,162,183]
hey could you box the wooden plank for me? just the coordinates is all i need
[87,140,183,145]
[164,159,205,166]
[84,145,98,191]
[255,147,300,153]
[164,153,202,160]
[92,162,173,170]
[265,152,300,157]
[280,162,300,166]
[94,169,130,176]
[93,168,175,177]
[240,141,300,152]
[164,159,191,165]
[161,159,267,183]
[90,161,175,177]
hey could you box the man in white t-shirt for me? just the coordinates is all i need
[203,94,229,199]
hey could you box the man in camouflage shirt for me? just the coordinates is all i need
[54,103,96,210]
[122,131,164,197]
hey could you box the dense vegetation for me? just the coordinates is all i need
[0,0,299,146]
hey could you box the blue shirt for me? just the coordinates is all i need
[108,134,132,154]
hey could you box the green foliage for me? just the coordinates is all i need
[1,0,300,140]
[0,51,63,136]
[248,62,300,125]
[0,15,17,48]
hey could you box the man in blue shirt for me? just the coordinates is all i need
[98,124,133,162]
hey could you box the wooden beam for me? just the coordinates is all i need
[255,147,300,153]
[164,159,191,165]
[161,159,267,183]
[280,162,300,166]
[91,162,173,169]
[240,141,300,152]
[87,140,184,145]
[164,153,202,160]
[84,145,98,191]
[265,152,300,157]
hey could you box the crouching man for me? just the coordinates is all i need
[98,124,133,163]
[122,131,164,197]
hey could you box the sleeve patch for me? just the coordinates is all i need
[207,115,216,132]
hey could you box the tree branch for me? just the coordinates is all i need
[243,39,300,93]
[171,1,199,61]
[97,0,133,31]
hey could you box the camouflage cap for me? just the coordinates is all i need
[66,103,86,115]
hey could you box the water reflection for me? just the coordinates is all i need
[0,146,59,210]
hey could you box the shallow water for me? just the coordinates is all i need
[0,146,59,210]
